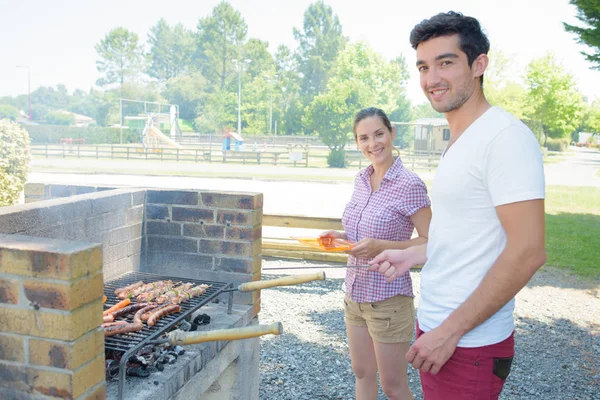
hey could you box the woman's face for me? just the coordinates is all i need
[355,116,395,166]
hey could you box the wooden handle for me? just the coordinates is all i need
[167,322,283,345]
[237,271,326,292]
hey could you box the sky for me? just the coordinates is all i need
[0,0,598,106]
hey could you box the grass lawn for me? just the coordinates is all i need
[545,186,600,279]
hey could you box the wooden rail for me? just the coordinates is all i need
[30,144,439,170]
[262,213,347,262]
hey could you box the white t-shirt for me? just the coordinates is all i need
[417,106,545,347]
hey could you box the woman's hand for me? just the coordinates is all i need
[319,230,346,240]
[347,238,382,259]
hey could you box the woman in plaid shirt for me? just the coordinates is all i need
[321,107,431,400]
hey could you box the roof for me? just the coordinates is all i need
[413,118,448,127]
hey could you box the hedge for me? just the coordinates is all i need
[22,124,142,145]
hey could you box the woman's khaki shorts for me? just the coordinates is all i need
[344,294,415,343]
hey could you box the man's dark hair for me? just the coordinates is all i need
[410,11,490,84]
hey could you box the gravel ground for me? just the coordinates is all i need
[258,258,600,400]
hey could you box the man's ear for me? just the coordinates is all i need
[472,53,489,79]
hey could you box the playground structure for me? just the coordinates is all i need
[121,99,183,150]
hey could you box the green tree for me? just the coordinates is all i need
[274,45,302,134]
[243,39,275,79]
[328,42,408,113]
[0,104,19,121]
[563,0,600,70]
[304,80,375,166]
[95,27,145,88]
[525,53,584,146]
[411,103,443,120]
[0,120,30,206]
[294,1,346,103]
[196,2,248,90]
[579,100,600,134]
[163,72,208,120]
[195,89,237,133]
[304,42,412,165]
[147,19,196,82]
[485,50,529,119]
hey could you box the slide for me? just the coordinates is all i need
[146,125,183,149]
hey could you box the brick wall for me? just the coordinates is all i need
[143,189,263,315]
[0,234,105,400]
[5,186,144,280]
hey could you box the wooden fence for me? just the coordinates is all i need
[31,144,440,170]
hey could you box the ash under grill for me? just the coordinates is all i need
[103,271,232,399]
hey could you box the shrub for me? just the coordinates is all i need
[44,111,74,126]
[545,138,569,152]
[327,149,346,168]
[0,119,31,206]
[23,125,141,144]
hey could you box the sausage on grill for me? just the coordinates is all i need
[141,303,170,322]
[104,322,143,337]
[109,302,155,319]
[104,305,158,337]
[147,305,181,327]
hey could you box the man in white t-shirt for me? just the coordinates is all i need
[369,11,546,400]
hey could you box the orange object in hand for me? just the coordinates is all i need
[293,236,354,252]
[102,295,107,303]
[103,298,131,316]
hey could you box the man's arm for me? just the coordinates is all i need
[407,199,546,374]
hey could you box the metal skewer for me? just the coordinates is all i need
[262,265,371,271]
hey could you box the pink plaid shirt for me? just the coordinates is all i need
[342,157,431,303]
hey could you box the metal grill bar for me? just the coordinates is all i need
[103,271,232,400]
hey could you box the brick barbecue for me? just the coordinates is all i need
[0,184,264,400]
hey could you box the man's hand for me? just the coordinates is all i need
[347,238,381,259]
[368,245,427,282]
[407,325,462,374]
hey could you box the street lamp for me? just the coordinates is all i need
[232,58,251,136]
[16,65,31,120]
[264,74,278,136]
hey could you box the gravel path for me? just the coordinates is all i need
[258,259,600,400]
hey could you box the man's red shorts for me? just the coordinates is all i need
[416,323,515,400]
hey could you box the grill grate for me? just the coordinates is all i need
[103,271,231,353]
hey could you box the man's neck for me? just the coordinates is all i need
[445,90,492,140]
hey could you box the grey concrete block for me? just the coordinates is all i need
[146,205,169,220]
[131,190,146,206]
[147,221,182,236]
[85,211,127,235]
[49,185,72,198]
[147,190,198,205]
[74,186,98,195]
[127,238,142,257]
[147,236,198,253]
[91,193,131,215]
[104,242,128,264]
[126,205,144,225]
[104,223,142,247]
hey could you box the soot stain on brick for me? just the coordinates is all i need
[49,345,68,368]
[24,285,66,310]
